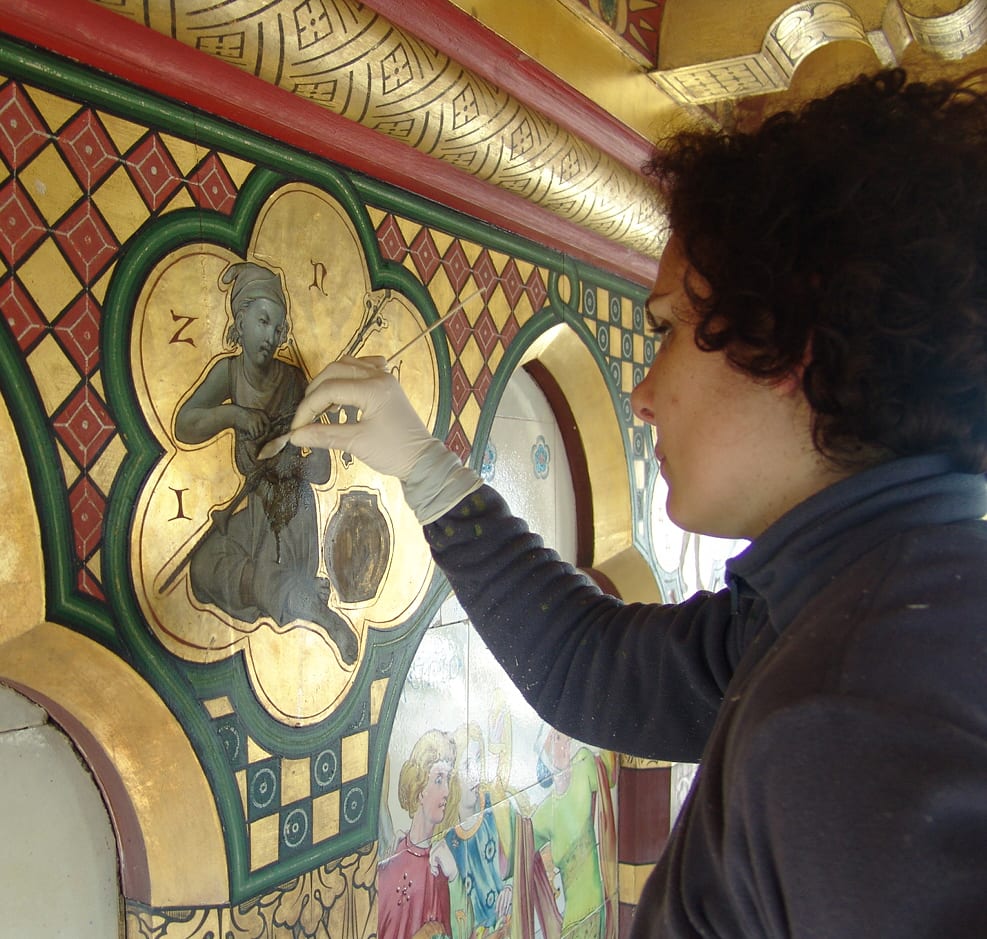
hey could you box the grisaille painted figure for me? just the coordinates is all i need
[173,261,360,665]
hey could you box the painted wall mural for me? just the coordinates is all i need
[0,35,662,939]
[380,611,619,939]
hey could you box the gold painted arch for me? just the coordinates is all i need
[0,400,228,906]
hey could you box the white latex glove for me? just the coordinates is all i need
[289,356,482,524]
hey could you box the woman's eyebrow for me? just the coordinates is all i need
[647,287,674,305]
[645,291,674,315]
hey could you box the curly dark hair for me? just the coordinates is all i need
[645,69,987,473]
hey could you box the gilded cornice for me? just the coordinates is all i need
[652,0,987,105]
[88,0,666,259]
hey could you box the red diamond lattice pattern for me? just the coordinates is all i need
[188,153,238,213]
[54,294,102,376]
[1,274,46,352]
[0,81,49,167]
[0,178,48,266]
[54,202,119,284]
[54,384,115,469]
[57,109,119,190]
[68,476,106,563]
[375,213,546,459]
[1,80,246,602]
[126,134,183,211]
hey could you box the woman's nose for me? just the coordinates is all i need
[631,365,656,423]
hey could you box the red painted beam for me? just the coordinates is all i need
[1,0,658,285]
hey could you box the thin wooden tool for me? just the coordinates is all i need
[257,288,482,460]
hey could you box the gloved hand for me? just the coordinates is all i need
[289,356,482,524]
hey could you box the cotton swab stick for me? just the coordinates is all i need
[256,288,482,460]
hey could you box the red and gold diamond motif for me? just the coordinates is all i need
[54,384,115,468]
[0,178,48,266]
[0,82,49,167]
[125,133,184,211]
[53,201,118,283]
[57,109,120,191]
[54,294,102,376]
[441,241,471,293]
[0,275,47,352]
[68,475,106,562]
[376,214,407,262]
[409,228,441,283]
[187,153,237,214]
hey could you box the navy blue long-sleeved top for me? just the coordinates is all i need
[424,454,987,937]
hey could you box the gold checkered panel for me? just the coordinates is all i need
[203,677,388,876]
[580,282,657,545]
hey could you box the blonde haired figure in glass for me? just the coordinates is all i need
[442,722,514,939]
[379,729,460,939]
[174,261,359,664]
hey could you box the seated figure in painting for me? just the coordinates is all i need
[173,260,360,665]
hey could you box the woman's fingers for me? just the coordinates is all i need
[290,419,363,453]
[292,356,388,430]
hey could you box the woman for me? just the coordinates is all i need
[291,71,987,936]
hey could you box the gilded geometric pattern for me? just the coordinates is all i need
[564,0,667,66]
[651,0,987,105]
[88,0,666,257]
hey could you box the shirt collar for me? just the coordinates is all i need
[725,455,987,634]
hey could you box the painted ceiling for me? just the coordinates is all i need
[24,0,987,272]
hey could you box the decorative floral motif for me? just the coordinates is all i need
[531,435,550,480]
[481,440,497,481]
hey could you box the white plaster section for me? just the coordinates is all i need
[438,367,578,627]
[0,685,47,733]
[485,367,578,563]
[0,684,120,937]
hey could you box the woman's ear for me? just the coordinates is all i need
[773,337,813,397]
[773,367,804,396]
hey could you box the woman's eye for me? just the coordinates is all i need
[645,312,671,340]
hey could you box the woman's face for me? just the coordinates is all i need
[237,297,286,368]
[631,235,832,540]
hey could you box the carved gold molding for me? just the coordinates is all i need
[652,0,987,105]
[88,0,665,258]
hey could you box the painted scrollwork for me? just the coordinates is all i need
[125,843,377,939]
